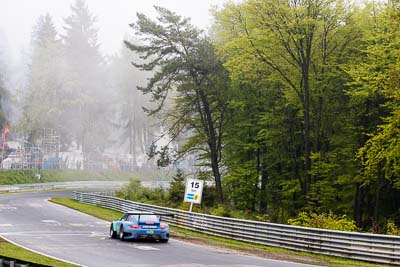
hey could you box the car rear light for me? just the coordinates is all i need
[130,224,139,228]
[160,225,166,229]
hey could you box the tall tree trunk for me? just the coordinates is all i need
[354,183,364,227]
[303,68,312,196]
[199,89,223,203]
[374,167,384,223]
[260,168,268,214]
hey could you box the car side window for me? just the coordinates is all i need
[120,214,129,221]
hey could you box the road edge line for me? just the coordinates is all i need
[0,234,86,267]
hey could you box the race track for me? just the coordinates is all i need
[0,191,322,267]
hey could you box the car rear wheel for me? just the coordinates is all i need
[119,226,125,241]
[110,224,116,238]
[160,239,169,243]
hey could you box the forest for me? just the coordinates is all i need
[1,0,400,232]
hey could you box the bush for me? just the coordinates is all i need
[288,211,358,232]
[116,178,167,205]
[386,220,400,235]
[210,205,231,217]
[167,169,185,207]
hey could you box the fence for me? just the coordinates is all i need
[0,181,128,193]
[0,255,49,267]
[73,191,400,265]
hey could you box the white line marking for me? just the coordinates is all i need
[132,245,160,251]
[68,223,87,227]
[41,220,59,223]
[0,206,17,211]
[94,222,109,225]
[0,224,12,227]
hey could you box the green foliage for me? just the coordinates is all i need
[167,169,185,207]
[125,6,229,203]
[223,163,258,211]
[116,178,167,205]
[385,220,400,235]
[210,205,231,217]
[0,170,39,185]
[288,211,358,232]
[0,169,170,185]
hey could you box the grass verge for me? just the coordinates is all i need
[0,169,171,185]
[0,237,78,267]
[49,197,391,267]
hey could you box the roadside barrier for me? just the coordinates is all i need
[0,181,128,193]
[0,255,50,266]
[73,191,400,265]
[0,181,168,193]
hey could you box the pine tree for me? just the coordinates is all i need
[125,7,230,203]
[20,14,63,141]
[62,0,109,155]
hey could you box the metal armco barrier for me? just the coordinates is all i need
[73,191,400,265]
[0,181,128,193]
[0,181,168,193]
[0,255,50,267]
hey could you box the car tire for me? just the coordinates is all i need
[160,239,169,243]
[119,226,125,241]
[110,224,117,238]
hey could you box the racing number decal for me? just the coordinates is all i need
[190,182,200,189]
[184,178,204,204]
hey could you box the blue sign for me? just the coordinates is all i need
[186,193,194,200]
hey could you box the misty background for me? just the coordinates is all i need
[0,0,226,171]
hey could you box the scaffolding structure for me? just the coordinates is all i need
[40,128,61,169]
[41,128,60,157]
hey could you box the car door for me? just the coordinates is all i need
[116,213,129,232]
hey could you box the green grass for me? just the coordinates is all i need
[0,237,78,266]
[50,197,123,221]
[49,197,391,267]
[0,168,171,185]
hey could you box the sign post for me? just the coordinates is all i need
[184,178,204,212]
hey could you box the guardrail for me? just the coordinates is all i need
[0,181,128,193]
[73,191,400,265]
[0,180,170,193]
[0,255,49,266]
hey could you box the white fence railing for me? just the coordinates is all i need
[73,191,400,265]
[0,180,170,193]
[0,181,128,193]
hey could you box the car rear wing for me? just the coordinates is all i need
[126,213,175,219]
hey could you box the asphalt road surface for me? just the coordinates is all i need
[0,191,322,267]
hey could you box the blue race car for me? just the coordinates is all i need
[110,211,173,243]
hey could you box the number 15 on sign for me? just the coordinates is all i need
[184,178,204,212]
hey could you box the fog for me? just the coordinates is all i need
[1,0,226,61]
[0,0,227,173]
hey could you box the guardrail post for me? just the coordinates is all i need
[9,260,15,267]
[0,258,3,267]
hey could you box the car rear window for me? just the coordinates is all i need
[139,215,158,221]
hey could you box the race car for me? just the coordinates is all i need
[110,210,173,243]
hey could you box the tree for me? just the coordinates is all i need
[20,14,63,141]
[212,0,360,209]
[349,1,400,226]
[0,31,8,127]
[168,169,186,206]
[62,0,109,155]
[109,42,156,168]
[125,7,230,203]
